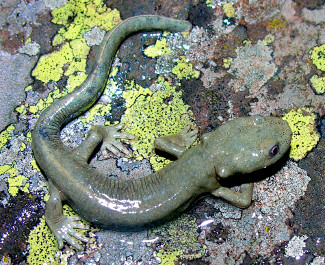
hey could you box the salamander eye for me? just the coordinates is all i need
[269,144,279,158]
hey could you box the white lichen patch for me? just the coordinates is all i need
[285,235,308,260]
[83,27,106,47]
[43,0,66,10]
[228,40,277,93]
[310,256,325,265]
[18,42,41,56]
[202,161,310,264]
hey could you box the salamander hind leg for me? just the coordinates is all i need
[45,180,90,250]
[154,125,198,158]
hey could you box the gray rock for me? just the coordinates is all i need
[0,51,37,131]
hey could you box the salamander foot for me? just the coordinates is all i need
[100,124,138,158]
[46,216,90,250]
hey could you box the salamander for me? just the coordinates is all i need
[31,15,292,250]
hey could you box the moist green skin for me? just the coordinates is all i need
[31,15,292,250]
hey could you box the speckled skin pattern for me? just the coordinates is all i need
[31,15,292,250]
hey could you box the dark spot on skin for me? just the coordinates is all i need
[39,128,50,139]
[87,86,96,95]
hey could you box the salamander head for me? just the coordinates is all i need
[205,116,292,178]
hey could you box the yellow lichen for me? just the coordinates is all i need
[15,104,28,115]
[267,17,286,29]
[51,0,121,44]
[80,103,111,124]
[8,175,29,196]
[309,44,325,72]
[30,159,40,172]
[32,41,88,84]
[27,205,95,265]
[20,142,26,152]
[223,3,235,18]
[172,56,200,80]
[282,108,320,160]
[0,125,15,150]
[263,34,275,45]
[0,163,29,196]
[206,0,215,9]
[310,75,325,95]
[121,78,195,170]
[144,38,172,58]
[25,85,33,92]
[223,57,232,68]
[157,250,180,265]
[32,0,120,83]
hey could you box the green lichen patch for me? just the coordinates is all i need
[149,214,206,264]
[121,78,195,171]
[309,44,325,72]
[282,108,320,161]
[310,75,325,95]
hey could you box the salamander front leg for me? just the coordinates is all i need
[211,183,254,209]
[154,125,198,158]
[45,180,90,250]
[74,124,137,160]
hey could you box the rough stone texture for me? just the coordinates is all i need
[0,51,37,131]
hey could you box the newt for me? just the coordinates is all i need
[32,15,292,250]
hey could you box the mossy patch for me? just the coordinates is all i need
[282,108,320,160]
